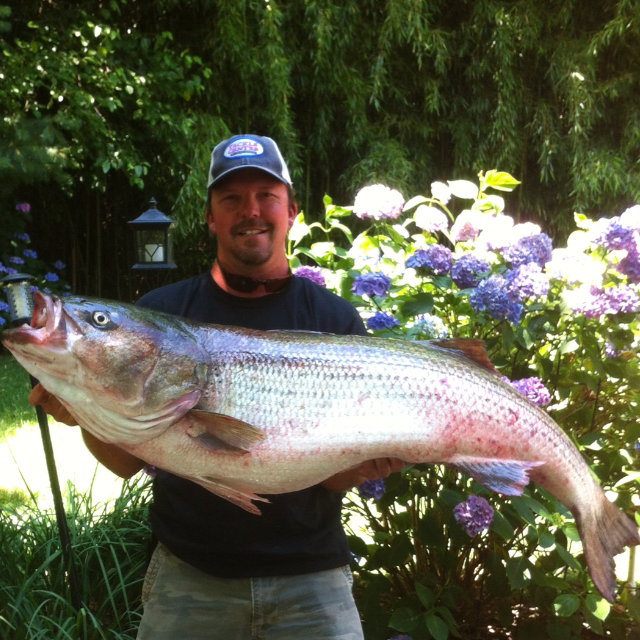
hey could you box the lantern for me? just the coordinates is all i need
[1,272,35,324]
[129,198,177,269]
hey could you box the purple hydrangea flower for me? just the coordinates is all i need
[451,255,491,289]
[294,266,326,287]
[9,256,24,265]
[0,316,5,326]
[567,284,640,318]
[414,205,449,233]
[5,268,17,275]
[617,246,640,284]
[469,274,523,324]
[53,260,66,270]
[15,202,31,213]
[367,312,400,331]
[352,272,392,298]
[0,263,6,274]
[14,232,30,242]
[30,285,39,293]
[510,377,551,406]
[0,301,9,312]
[405,245,453,275]
[353,185,405,220]
[604,342,619,359]
[503,233,553,268]
[44,272,59,282]
[594,217,637,252]
[453,495,494,537]
[23,249,37,259]
[357,478,386,500]
[505,263,550,302]
[43,288,51,294]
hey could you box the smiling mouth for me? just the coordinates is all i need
[237,229,266,236]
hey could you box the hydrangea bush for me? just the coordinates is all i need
[289,172,640,639]
[0,203,71,328]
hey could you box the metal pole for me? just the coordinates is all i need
[29,375,84,614]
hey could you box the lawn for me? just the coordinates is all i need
[0,350,36,438]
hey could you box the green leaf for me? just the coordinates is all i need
[308,242,335,259]
[482,170,521,192]
[404,195,429,211]
[554,543,582,570]
[388,533,413,566]
[425,614,449,640]
[627,592,640,624]
[388,607,420,633]
[546,620,572,640]
[490,509,515,541]
[448,180,478,200]
[347,535,369,559]
[416,582,435,609]
[401,292,434,317]
[553,594,580,617]
[585,593,610,621]
[506,556,531,589]
[574,212,592,230]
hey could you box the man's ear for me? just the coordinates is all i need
[206,207,216,235]
[287,201,298,230]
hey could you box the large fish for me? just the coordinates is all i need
[2,292,638,601]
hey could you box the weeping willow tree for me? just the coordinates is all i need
[2,0,640,291]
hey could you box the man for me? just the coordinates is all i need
[31,134,405,639]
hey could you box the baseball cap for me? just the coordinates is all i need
[207,135,293,189]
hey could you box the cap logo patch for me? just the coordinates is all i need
[224,138,264,158]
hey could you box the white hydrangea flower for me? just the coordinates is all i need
[353,184,405,220]
[546,248,605,286]
[450,209,485,243]
[414,313,450,339]
[414,205,449,233]
[475,214,515,251]
[620,205,640,231]
[430,181,451,204]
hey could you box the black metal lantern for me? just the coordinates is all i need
[129,198,177,270]
[1,272,35,324]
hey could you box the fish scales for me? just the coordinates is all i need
[2,293,638,603]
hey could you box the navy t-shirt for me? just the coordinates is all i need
[136,272,367,577]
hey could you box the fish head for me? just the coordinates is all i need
[2,293,209,439]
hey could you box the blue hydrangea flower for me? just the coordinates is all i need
[5,268,17,275]
[23,249,37,259]
[0,263,6,274]
[414,313,449,339]
[367,312,400,331]
[30,285,39,293]
[14,232,30,242]
[357,479,385,500]
[44,272,59,282]
[594,217,637,252]
[0,301,9,312]
[53,260,66,270]
[9,256,24,265]
[505,263,550,302]
[510,377,551,406]
[454,495,494,537]
[405,245,452,275]
[0,316,5,326]
[451,254,490,289]
[503,233,553,268]
[15,202,30,213]
[352,272,392,298]
[604,343,619,359]
[294,266,326,287]
[469,274,523,324]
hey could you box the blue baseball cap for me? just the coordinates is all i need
[207,135,293,189]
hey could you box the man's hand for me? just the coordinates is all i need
[321,458,407,493]
[29,383,78,426]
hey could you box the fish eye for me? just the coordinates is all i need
[92,311,110,327]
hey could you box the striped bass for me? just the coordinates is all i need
[2,292,638,602]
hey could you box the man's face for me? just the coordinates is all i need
[206,168,297,274]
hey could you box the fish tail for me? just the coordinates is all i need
[575,491,640,603]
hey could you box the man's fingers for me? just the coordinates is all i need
[359,458,409,481]
[28,383,79,426]
[28,383,49,407]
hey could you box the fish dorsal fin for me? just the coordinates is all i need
[187,410,265,452]
[416,338,500,376]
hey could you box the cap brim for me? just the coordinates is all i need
[208,165,292,189]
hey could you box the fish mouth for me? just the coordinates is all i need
[1,292,81,354]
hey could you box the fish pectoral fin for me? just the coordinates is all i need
[187,409,265,452]
[448,454,545,496]
[192,475,270,515]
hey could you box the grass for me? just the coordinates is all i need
[0,352,35,439]
[0,478,153,640]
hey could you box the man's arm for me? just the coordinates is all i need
[321,458,407,492]
[29,384,146,479]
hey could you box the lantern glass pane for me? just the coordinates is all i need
[137,229,166,263]
[5,281,34,323]
[167,226,175,263]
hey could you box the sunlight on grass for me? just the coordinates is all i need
[0,352,35,438]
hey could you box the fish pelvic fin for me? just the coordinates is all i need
[424,338,500,376]
[449,454,545,496]
[191,475,270,516]
[574,493,640,603]
[187,410,265,452]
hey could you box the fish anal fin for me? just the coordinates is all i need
[192,475,270,515]
[187,409,265,452]
[449,454,545,496]
[426,339,499,376]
